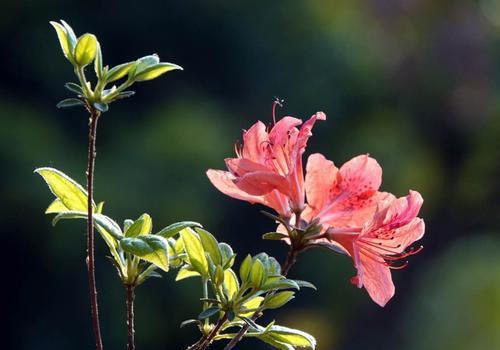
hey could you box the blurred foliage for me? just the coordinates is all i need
[1,0,499,349]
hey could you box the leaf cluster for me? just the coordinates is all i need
[50,20,182,113]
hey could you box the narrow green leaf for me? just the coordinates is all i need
[264,291,295,309]
[134,54,160,74]
[293,280,317,290]
[156,221,202,239]
[51,211,123,239]
[74,33,98,67]
[35,167,93,212]
[241,316,259,330]
[116,91,135,100]
[180,228,208,276]
[180,319,201,328]
[198,307,220,320]
[195,228,222,266]
[106,62,136,83]
[262,232,289,240]
[239,254,252,282]
[60,20,77,49]
[134,62,183,82]
[64,82,83,94]
[120,235,169,271]
[50,21,72,60]
[94,41,103,78]
[124,213,152,237]
[262,279,299,292]
[56,98,84,108]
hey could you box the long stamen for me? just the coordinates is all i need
[272,97,284,125]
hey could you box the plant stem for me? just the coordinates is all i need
[223,245,299,350]
[197,314,228,350]
[126,285,136,350]
[87,107,104,350]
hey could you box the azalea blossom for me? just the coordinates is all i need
[206,111,326,217]
[327,190,425,306]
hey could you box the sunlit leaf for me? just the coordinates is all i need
[156,221,202,239]
[264,291,295,309]
[125,213,152,237]
[196,228,222,266]
[134,62,183,82]
[176,266,200,281]
[223,269,239,299]
[106,62,136,83]
[180,228,208,276]
[50,21,72,60]
[35,167,93,212]
[120,235,169,271]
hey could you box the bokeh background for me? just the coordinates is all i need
[1,0,499,349]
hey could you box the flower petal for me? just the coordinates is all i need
[357,252,395,307]
[305,153,339,211]
[225,157,269,176]
[242,121,268,163]
[206,169,264,203]
[235,171,291,196]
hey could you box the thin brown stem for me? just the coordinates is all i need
[126,285,136,350]
[196,314,228,350]
[87,107,103,350]
[223,245,300,350]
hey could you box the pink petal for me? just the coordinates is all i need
[207,170,290,215]
[206,169,264,204]
[242,121,268,163]
[305,153,339,211]
[316,155,383,227]
[268,116,302,146]
[225,158,269,176]
[235,171,291,196]
[357,252,395,307]
[384,190,424,228]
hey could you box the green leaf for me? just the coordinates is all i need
[124,213,152,237]
[214,265,224,286]
[175,266,200,281]
[106,62,136,83]
[96,201,105,214]
[156,221,202,239]
[219,243,235,269]
[262,279,299,292]
[134,62,183,82]
[35,167,93,212]
[198,307,220,320]
[180,319,201,328]
[262,232,289,241]
[45,198,68,214]
[50,21,73,60]
[294,280,317,291]
[223,269,239,299]
[258,325,316,350]
[116,91,135,100]
[120,235,169,271]
[60,20,77,49]
[241,316,259,330]
[56,98,84,108]
[64,82,83,94]
[94,41,103,78]
[93,102,108,112]
[180,228,208,276]
[264,291,295,309]
[239,254,252,282]
[195,228,222,266]
[240,296,264,317]
[249,259,266,288]
[74,33,98,67]
[51,211,123,239]
[134,54,160,74]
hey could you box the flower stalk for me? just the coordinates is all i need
[86,105,103,350]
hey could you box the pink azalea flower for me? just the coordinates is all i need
[327,190,425,306]
[302,153,386,229]
[206,111,326,217]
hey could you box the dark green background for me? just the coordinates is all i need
[1,0,499,349]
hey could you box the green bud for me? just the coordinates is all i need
[74,33,98,67]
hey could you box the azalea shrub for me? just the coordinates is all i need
[36,20,426,350]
